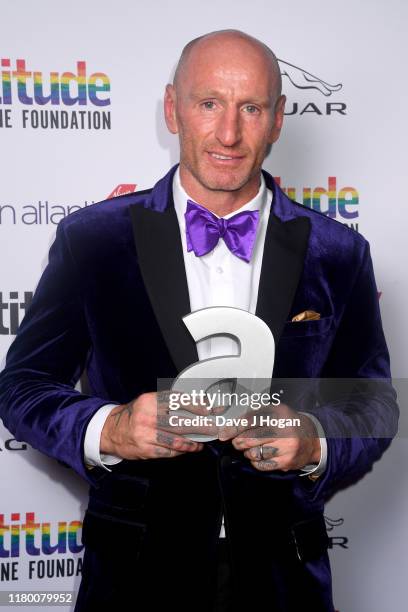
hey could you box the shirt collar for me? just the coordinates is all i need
[173,166,268,230]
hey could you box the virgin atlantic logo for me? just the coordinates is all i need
[107,184,137,199]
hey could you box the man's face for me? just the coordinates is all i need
[165,37,285,199]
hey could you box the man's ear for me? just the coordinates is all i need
[164,84,178,134]
[268,94,286,145]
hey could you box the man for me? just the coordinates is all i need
[0,30,398,612]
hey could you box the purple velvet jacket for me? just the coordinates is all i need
[0,166,398,611]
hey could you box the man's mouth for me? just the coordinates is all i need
[208,152,244,162]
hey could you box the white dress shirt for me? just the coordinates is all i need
[84,170,327,495]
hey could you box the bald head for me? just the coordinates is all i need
[164,28,286,211]
[173,29,282,102]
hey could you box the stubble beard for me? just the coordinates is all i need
[180,149,260,195]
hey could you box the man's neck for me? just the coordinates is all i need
[179,166,262,217]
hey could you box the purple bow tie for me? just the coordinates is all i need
[185,200,259,263]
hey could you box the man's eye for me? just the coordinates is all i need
[244,105,260,114]
[202,101,216,110]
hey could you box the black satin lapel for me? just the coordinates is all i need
[129,204,198,373]
[256,213,311,345]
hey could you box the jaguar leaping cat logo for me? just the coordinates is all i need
[278,59,343,97]
[324,516,345,531]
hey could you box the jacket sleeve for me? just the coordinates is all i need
[0,220,113,485]
[305,240,399,501]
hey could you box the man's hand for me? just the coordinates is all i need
[219,403,321,472]
[100,391,217,460]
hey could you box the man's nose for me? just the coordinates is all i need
[215,108,241,147]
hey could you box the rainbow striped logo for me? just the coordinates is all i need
[0,512,83,557]
[274,176,359,221]
[0,59,110,107]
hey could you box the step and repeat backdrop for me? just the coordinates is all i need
[1,1,407,610]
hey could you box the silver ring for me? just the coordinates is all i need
[259,444,264,460]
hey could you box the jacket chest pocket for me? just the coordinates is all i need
[275,316,335,378]
[280,315,334,338]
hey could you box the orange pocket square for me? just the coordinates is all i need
[291,310,321,322]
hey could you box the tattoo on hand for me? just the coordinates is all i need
[154,446,172,458]
[156,414,169,428]
[112,403,133,428]
[256,459,278,470]
[157,431,175,447]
